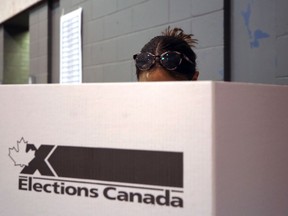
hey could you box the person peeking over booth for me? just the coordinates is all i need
[133,27,199,81]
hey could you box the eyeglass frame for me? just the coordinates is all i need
[133,51,194,71]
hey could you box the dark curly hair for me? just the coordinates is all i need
[135,27,198,80]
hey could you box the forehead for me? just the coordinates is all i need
[139,67,180,81]
[138,66,188,82]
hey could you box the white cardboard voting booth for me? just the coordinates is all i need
[0,81,288,216]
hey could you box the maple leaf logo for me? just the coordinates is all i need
[9,138,36,167]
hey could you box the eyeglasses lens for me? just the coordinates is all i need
[160,52,181,70]
[136,53,155,70]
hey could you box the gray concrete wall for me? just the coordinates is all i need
[55,0,224,82]
[0,0,225,83]
[51,2,60,83]
[0,28,3,83]
[29,2,48,83]
[2,0,288,84]
[231,0,288,85]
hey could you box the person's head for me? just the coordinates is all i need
[133,27,199,81]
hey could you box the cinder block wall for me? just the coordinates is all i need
[52,0,224,83]
[231,0,288,85]
[29,2,48,83]
[1,0,288,84]
[0,28,3,83]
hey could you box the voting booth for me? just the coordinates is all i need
[0,81,288,216]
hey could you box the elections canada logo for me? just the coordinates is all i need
[9,138,184,208]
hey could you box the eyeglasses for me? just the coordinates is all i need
[133,51,193,71]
